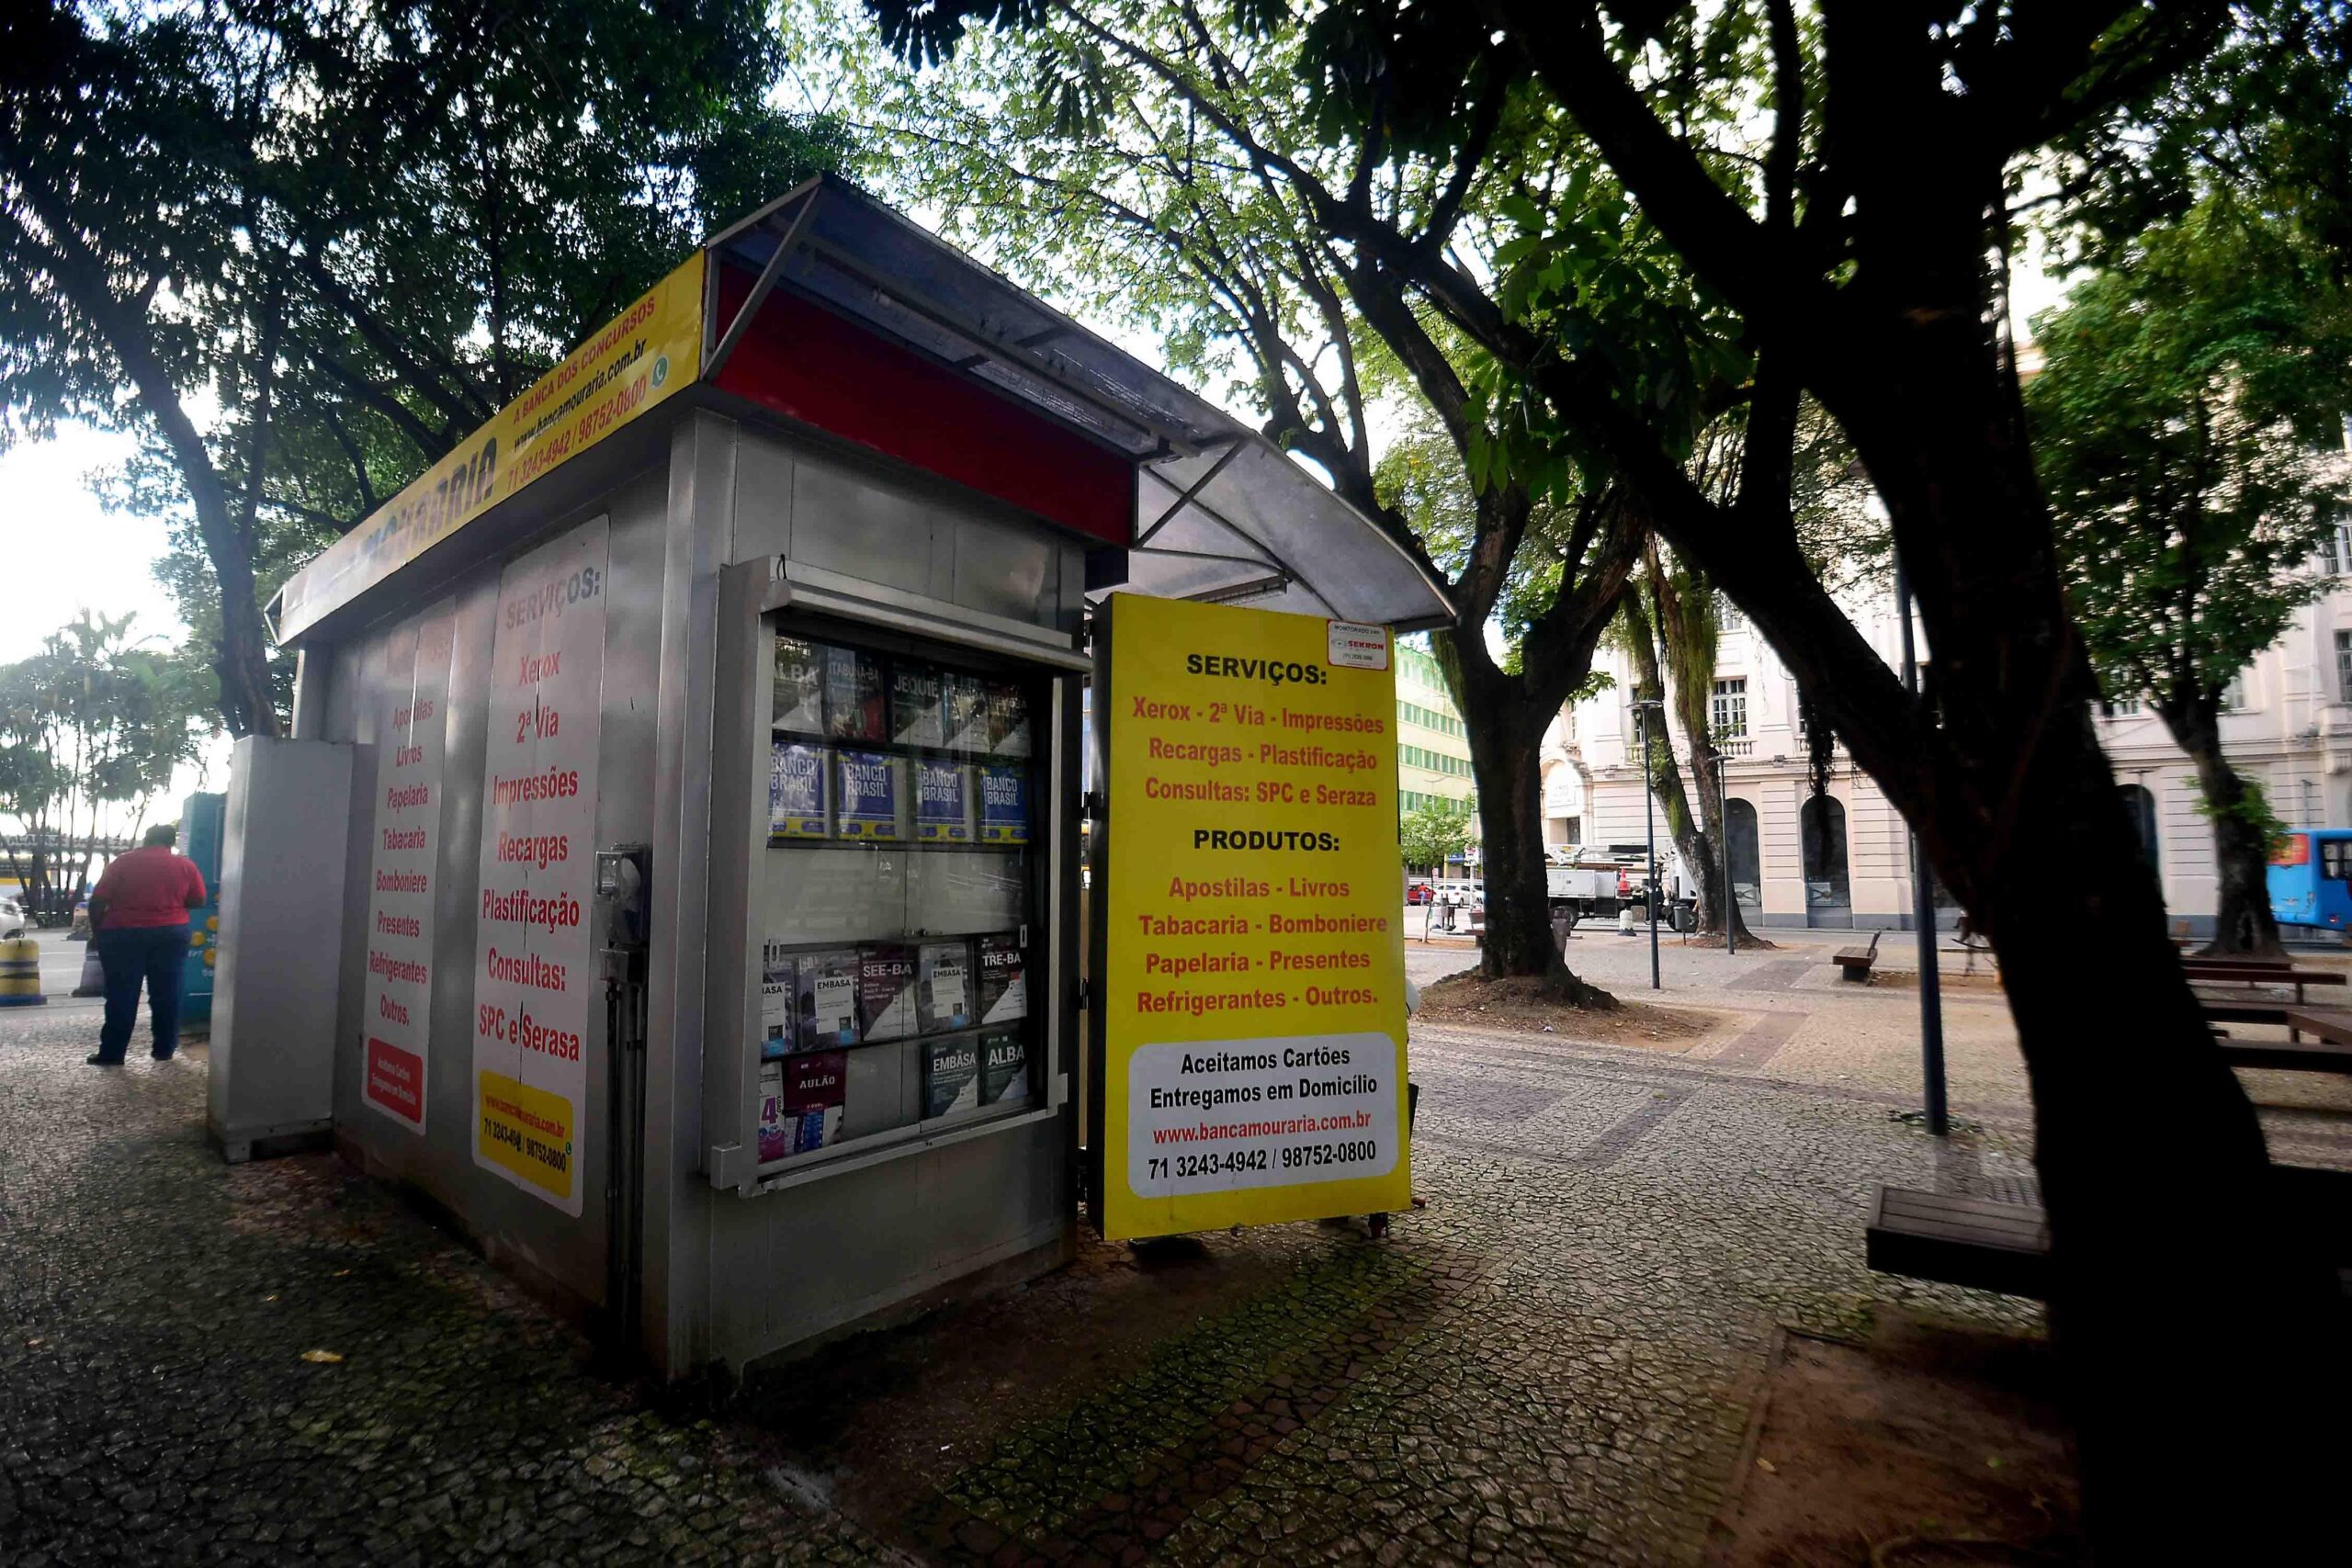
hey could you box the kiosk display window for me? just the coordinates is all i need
[754,628,1045,1170]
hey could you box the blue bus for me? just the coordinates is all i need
[2267,829,2352,934]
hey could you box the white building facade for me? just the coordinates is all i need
[1542,561,2352,933]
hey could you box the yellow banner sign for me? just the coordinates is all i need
[273,252,706,640]
[1094,594,1412,1241]
[476,1068,576,1201]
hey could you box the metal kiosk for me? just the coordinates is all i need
[237,176,1450,1380]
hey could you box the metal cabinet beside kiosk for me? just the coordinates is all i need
[238,175,1451,1381]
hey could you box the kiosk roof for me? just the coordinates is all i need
[707,178,1453,631]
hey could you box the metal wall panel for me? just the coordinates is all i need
[321,468,672,1311]
[209,737,356,1155]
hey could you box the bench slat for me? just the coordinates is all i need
[1877,1189,2051,1225]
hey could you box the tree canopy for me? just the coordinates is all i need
[2,0,844,734]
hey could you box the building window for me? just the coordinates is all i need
[1711,678,1748,739]
[2106,691,2141,717]
[2336,630,2352,703]
[2322,516,2352,576]
[1716,592,1745,631]
[2224,672,2254,712]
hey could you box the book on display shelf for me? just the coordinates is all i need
[916,939,972,1032]
[890,661,944,749]
[975,933,1027,1026]
[835,750,903,840]
[979,1032,1031,1107]
[772,636,825,735]
[760,942,794,1058]
[769,741,830,840]
[984,682,1031,758]
[796,950,861,1048]
[857,943,919,1043]
[914,758,972,842]
[977,764,1029,844]
[823,644,887,743]
[922,1034,981,1121]
[944,672,990,753]
[757,1061,790,1161]
[782,1050,847,1155]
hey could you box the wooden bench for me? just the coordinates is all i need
[1882,1170,2352,1306]
[1833,930,1883,983]
[2217,1036,2352,1075]
[1866,1187,2050,1299]
[1870,1169,2352,1302]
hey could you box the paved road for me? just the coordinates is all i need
[6,946,2347,1564]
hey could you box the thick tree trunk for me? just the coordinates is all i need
[1681,737,1770,949]
[1463,698,1612,1007]
[2168,705,2287,958]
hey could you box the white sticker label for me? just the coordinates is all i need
[1125,1032,1399,1198]
[1327,620,1390,671]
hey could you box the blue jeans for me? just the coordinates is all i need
[96,925,189,1062]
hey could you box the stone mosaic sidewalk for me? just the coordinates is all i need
[9,964,2344,1565]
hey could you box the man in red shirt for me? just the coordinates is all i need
[86,822,209,1065]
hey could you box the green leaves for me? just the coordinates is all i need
[2032,197,2352,716]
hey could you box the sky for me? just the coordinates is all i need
[0,422,234,824]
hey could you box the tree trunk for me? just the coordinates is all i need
[2168,703,2287,958]
[5,169,285,739]
[1462,688,1612,1007]
[1645,560,1770,949]
[1619,586,1710,934]
[1680,735,1770,949]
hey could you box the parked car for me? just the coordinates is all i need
[1405,880,1434,905]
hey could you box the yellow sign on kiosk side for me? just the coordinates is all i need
[1093,594,1413,1241]
[273,252,707,639]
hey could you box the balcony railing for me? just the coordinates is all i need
[1716,737,1755,757]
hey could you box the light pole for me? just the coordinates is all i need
[1720,750,1734,956]
[1895,558,1948,1136]
[1632,697,1666,990]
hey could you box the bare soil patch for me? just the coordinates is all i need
[1415,971,1724,1049]
[1709,1314,2081,1566]
[1874,968,2007,995]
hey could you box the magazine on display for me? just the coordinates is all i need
[796,950,861,1047]
[757,1061,790,1161]
[976,933,1027,1026]
[914,758,972,842]
[823,644,887,742]
[979,1032,1031,1107]
[922,1034,981,1121]
[944,672,991,752]
[772,636,825,735]
[985,682,1031,758]
[782,1050,848,1155]
[769,741,831,840]
[858,943,919,1042]
[760,942,794,1058]
[835,750,903,840]
[916,939,972,1032]
[889,661,944,749]
[978,765,1029,844]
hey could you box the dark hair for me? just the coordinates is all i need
[143,822,177,849]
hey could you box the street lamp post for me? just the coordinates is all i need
[1895,558,1949,1136]
[1632,698,1665,991]
[1720,753,1734,957]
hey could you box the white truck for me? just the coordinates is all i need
[1544,845,1699,929]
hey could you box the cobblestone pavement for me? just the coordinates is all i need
[7,943,2350,1566]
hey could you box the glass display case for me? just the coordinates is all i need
[705,589,1073,1184]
